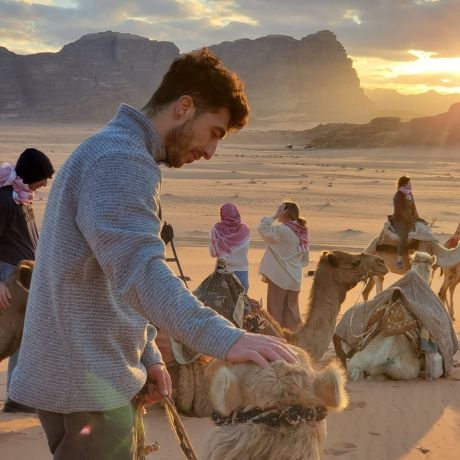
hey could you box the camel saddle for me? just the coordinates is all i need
[377,219,437,248]
[366,291,418,337]
[169,258,259,364]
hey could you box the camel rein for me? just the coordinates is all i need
[14,279,29,293]
[133,394,199,460]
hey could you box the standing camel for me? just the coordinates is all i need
[362,236,460,300]
[438,263,460,321]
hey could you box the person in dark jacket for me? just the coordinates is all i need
[392,175,419,269]
[0,147,54,413]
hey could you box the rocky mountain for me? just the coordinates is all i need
[365,88,460,119]
[230,103,460,148]
[209,31,373,122]
[0,30,372,123]
[0,31,179,122]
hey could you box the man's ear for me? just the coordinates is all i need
[174,95,195,119]
[209,366,242,415]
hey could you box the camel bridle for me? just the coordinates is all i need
[211,405,328,428]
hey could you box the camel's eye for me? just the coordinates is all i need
[351,259,361,267]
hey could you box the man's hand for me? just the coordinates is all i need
[0,282,11,309]
[225,333,299,368]
[160,223,174,245]
[145,363,173,404]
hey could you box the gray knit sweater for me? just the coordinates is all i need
[10,104,243,413]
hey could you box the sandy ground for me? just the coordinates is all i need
[0,123,459,459]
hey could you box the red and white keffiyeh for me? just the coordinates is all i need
[210,203,250,257]
[284,221,309,254]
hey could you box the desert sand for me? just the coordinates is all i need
[0,122,459,460]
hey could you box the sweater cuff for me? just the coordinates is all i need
[141,325,164,368]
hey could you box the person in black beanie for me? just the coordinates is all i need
[0,147,54,413]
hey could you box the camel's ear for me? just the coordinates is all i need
[326,252,339,267]
[210,366,242,415]
[430,255,436,265]
[313,362,348,411]
[17,260,34,289]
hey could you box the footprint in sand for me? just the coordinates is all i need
[325,441,357,456]
[346,400,366,410]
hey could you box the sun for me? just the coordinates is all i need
[353,50,460,95]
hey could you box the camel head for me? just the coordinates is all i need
[208,346,348,416]
[319,250,388,288]
[5,260,34,312]
[410,251,436,284]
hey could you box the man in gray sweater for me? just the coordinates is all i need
[10,48,296,459]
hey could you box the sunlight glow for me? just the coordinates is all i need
[344,9,362,25]
[352,50,460,95]
[176,0,258,27]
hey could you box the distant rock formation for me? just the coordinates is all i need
[229,103,460,147]
[209,31,373,122]
[365,88,460,119]
[0,30,372,123]
[0,31,179,122]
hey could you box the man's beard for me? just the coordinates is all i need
[164,118,195,168]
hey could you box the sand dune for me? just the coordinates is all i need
[0,123,459,460]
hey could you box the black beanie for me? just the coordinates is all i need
[15,148,55,184]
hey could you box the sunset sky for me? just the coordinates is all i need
[1,0,459,95]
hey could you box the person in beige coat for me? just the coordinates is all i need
[258,200,309,331]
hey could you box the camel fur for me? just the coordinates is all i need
[203,346,348,460]
[438,262,459,321]
[0,260,34,361]
[160,251,386,417]
[346,252,435,381]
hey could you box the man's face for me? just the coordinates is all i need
[164,107,230,168]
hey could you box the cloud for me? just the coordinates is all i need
[0,0,459,93]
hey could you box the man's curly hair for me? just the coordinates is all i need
[143,48,249,131]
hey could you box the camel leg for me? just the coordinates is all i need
[448,284,456,321]
[332,334,347,368]
[362,277,376,301]
[375,275,385,293]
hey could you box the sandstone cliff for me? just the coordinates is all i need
[0,30,372,123]
[230,103,460,147]
[210,30,373,122]
[0,31,179,121]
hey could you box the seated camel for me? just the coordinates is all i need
[0,260,34,362]
[345,252,436,381]
[203,345,348,460]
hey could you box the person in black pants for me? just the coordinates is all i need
[0,147,54,412]
[392,175,419,269]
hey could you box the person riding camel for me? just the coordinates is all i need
[392,175,419,269]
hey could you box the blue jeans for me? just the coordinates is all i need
[0,260,19,398]
[233,270,249,293]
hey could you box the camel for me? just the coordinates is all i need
[163,250,387,417]
[279,250,388,361]
[438,262,460,321]
[345,252,435,381]
[362,236,460,300]
[0,260,34,362]
[203,345,348,460]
